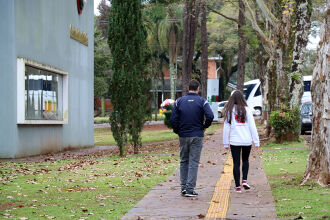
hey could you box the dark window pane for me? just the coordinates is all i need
[304,81,311,92]
[254,85,261,97]
[243,84,255,100]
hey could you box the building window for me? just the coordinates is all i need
[17,58,68,124]
[25,65,63,120]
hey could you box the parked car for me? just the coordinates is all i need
[300,102,312,135]
[240,76,312,116]
[218,101,228,118]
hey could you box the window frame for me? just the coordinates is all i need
[17,58,68,125]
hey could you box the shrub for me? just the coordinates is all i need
[163,110,173,129]
[270,107,301,143]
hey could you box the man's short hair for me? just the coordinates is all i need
[189,79,200,91]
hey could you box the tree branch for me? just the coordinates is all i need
[255,0,278,28]
[206,5,238,23]
[241,0,274,56]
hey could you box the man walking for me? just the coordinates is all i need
[170,79,214,197]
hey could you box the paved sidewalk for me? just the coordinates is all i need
[121,129,277,220]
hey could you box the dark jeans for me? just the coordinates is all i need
[179,137,203,192]
[230,145,252,187]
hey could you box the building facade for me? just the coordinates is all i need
[0,0,94,158]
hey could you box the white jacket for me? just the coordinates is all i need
[223,106,259,148]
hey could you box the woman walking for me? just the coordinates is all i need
[223,90,259,193]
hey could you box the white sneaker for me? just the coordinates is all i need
[242,180,250,190]
[235,186,242,193]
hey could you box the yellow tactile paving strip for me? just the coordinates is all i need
[205,155,233,219]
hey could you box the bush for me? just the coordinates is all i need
[270,107,301,143]
[163,110,172,129]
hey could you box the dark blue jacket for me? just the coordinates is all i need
[170,93,214,137]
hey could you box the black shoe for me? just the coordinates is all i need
[184,190,198,197]
[181,189,186,196]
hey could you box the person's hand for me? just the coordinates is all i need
[224,145,230,150]
[255,145,259,150]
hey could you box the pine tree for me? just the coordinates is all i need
[108,0,151,156]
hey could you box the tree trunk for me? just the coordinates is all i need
[266,57,277,135]
[200,0,208,99]
[257,40,269,124]
[289,0,312,108]
[169,12,178,100]
[160,58,165,103]
[182,0,201,94]
[236,0,247,93]
[169,63,175,99]
[275,5,292,109]
[302,5,330,186]
[152,74,158,121]
[101,97,105,117]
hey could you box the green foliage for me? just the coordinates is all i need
[108,0,152,156]
[242,24,259,50]
[94,77,109,98]
[270,107,301,143]
[94,23,111,98]
[208,7,239,57]
[144,3,167,23]
[163,110,172,129]
[291,72,301,81]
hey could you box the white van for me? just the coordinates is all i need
[243,79,262,116]
[242,76,312,116]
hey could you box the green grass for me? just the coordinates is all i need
[95,124,221,146]
[262,141,329,219]
[94,114,165,124]
[262,138,306,150]
[0,154,179,219]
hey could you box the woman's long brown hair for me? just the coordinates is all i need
[224,90,248,124]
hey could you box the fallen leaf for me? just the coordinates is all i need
[82,209,88,212]
[197,214,205,219]
[303,206,312,209]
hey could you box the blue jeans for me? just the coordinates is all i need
[179,137,203,192]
